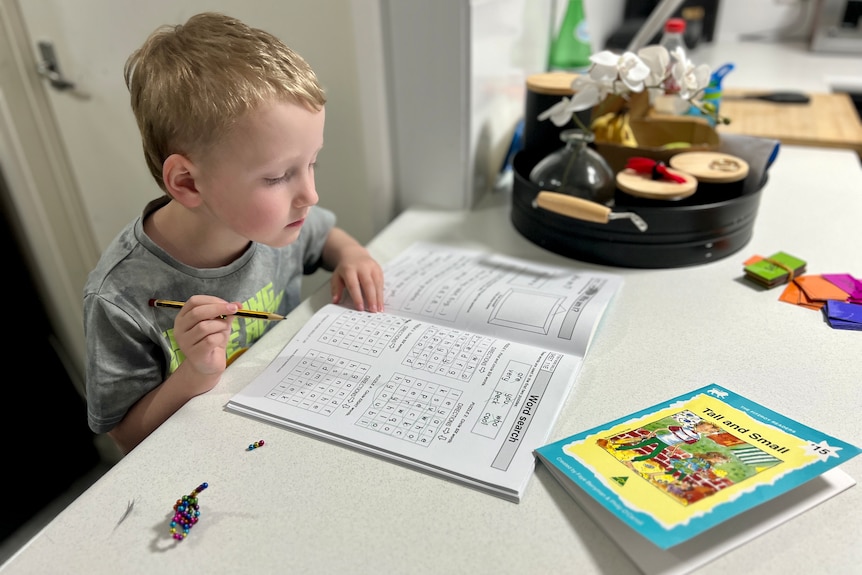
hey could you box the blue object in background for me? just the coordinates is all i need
[709,63,735,89]
[493,118,525,192]
[688,62,734,126]
[499,118,524,175]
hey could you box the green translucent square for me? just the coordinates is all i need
[744,252,806,281]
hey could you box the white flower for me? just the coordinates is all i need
[537,96,577,126]
[636,45,670,87]
[589,50,650,92]
[568,75,614,112]
[670,51,711,100]
[536,42,718,128]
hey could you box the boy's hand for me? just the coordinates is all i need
[173,295,241,379]
[330,246,384,313]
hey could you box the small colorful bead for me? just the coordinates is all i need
[246,439,265,451]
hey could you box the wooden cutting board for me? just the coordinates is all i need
[716,89,862,154]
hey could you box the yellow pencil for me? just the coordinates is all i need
[148,298,286,321]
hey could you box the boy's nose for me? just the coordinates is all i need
[294,177,318,207]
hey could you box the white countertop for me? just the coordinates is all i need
[690,40,862,93]
[1,143,860,575]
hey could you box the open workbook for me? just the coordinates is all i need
[227,242,623,502]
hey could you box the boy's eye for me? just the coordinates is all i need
[264,170,292,185]
[264,162,315,185]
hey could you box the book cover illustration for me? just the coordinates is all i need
[534,384,861,549]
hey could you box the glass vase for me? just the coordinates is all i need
[529,129,615,205]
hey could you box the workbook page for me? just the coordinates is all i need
[227,302,584,502]
[380,242,623,358]
[228,243,624,501]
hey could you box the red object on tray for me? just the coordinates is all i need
[624,157,688,183]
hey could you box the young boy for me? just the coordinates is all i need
[84,12,384,455]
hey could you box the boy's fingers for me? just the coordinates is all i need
[330,275,345,304]
[362,277,382,313]
[348,282,365,312]
[376,282,385,312]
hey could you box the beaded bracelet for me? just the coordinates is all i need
[169,482,208,541]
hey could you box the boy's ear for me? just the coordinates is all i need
[162,154,203,208]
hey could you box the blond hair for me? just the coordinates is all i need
[124,12,326,191]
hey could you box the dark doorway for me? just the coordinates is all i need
[0,166,101,542]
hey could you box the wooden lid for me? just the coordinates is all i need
[526,72,578,96]
[616,168,698,200]
[668,151,749,183]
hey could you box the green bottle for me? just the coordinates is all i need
[548,0,592,72]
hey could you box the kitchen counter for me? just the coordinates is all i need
[1,144,860,575]
[691,41,862,94]
[718,88,862,153]
[691,41,862,153]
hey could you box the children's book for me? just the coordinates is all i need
[534,384,860,558]
[227,242,623,502]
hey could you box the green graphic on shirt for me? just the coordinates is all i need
[164,283,285,373]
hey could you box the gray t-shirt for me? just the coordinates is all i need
[83,196,336,434]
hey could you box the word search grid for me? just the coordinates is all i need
[262,311,472,445]
[356,373,462,445]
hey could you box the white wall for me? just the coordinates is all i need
[382,1,473,211]
[465,0,623,203]
[561,0,819,52]
[386,0,624,213]
[713,0,817,43]
[469,0,550,197]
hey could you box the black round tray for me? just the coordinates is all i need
[510,149,765,269]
